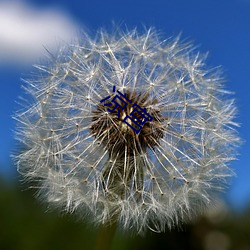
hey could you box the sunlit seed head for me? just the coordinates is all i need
[14,27,240,233]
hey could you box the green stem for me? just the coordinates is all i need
[94,221,117,250]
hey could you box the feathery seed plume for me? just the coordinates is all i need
[14,28,240,233]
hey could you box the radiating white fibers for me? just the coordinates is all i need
[14,28,240,233]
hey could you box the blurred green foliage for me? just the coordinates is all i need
[1,177,250,250]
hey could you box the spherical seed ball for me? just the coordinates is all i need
[14,28,240,233]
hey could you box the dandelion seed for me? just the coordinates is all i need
[14,27,240,233]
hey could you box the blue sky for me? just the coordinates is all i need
[0,0,249,210]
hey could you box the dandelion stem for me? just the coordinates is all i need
[94,221,117,250]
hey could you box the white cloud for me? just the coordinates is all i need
[0,1,78,65]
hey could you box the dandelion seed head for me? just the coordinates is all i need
[14,27,240,233]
